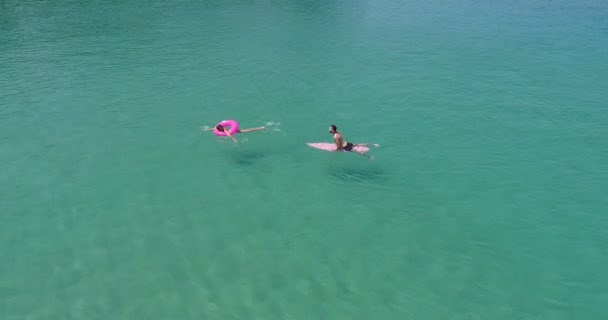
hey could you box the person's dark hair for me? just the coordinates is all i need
[216,124,224,131]
[330,124,337,132]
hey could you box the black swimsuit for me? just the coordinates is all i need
[343,142,354,151]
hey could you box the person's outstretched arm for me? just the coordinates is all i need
[225,130,238,143]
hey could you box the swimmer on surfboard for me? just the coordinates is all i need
[329,124,379,159]
[203,124,265,143]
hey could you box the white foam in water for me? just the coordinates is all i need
[265,121,282,133]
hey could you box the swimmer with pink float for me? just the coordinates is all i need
[202,120,265,143]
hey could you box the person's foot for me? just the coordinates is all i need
[372,144,380,147]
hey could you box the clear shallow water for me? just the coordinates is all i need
[1,0,607,319]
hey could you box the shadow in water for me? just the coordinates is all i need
[327,165,386,183]
[227,150,267,166]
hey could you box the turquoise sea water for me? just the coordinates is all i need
[1,0,607,319]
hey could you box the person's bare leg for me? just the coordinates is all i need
[352,150,374,160]
[354,143,380,147]
[239,127,266,133]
